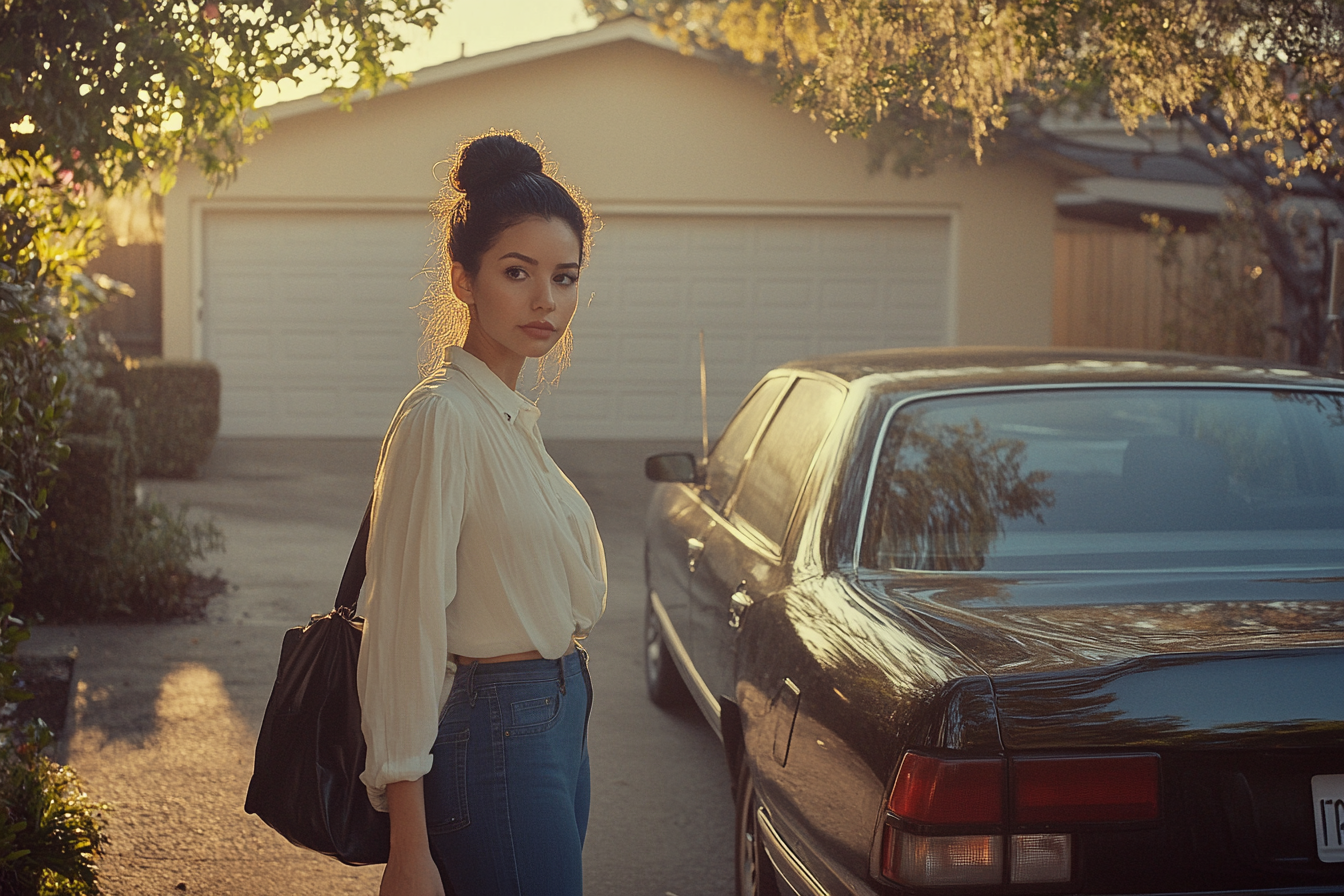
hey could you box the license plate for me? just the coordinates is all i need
[1312,774,1344,863]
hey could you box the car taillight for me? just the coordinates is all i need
[1013,754,1160,823]
[880,752,1161,889]
[888,753,1003,824]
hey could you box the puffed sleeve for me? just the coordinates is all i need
[357,391,466,812]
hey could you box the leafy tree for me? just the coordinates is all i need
[0,0,449,593]
[1,4,447,884]
[589,0,1344,363]
[2,0,445,190]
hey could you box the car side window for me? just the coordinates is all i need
[732,378,846,550]
[703,377,788,511]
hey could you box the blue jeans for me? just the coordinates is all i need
[425,648,592,896]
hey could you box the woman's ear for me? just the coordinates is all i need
[450,261,475,306]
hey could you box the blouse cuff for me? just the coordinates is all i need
[361,756,435,814]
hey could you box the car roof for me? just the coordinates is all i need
[774,346,1344,392]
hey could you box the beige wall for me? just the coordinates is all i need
[163,30,1058,358]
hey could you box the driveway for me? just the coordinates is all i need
[23,438,733,896]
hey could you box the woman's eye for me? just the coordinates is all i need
[505,266,528,280]
[555,272,578,286]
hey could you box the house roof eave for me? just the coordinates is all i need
[257,17,678,125]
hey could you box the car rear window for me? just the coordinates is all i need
[859,387,1344,573]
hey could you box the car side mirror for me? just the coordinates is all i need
[645,452,702,484]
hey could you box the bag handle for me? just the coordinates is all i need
[334,497,373,617]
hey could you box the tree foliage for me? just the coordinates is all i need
[589,1,1343,178]
[1,8,449,883]
[0,1,449,596]
[1,0,445,191]
[591,1,1344,363]
[0,153,96,606]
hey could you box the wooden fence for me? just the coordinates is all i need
[1052,223,1288,361]
[85,243,162,357]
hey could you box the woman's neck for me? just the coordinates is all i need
[460,334,523,389]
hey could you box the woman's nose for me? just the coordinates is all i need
[534,283,557,311]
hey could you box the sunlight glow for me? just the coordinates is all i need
[256,0,597,107]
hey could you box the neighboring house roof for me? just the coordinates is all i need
[261,17,678,124]
[1038,119,1233,230]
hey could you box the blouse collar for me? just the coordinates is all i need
[447,346,539,426]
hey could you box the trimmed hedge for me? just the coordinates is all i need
[18,384,224,622]
[101,359,220,478]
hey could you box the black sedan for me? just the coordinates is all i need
[642,348,1344,896]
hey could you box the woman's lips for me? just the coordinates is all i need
[520,321,556,340]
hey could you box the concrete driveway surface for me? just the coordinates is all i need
[21,438,733,896]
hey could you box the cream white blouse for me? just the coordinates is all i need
[356,346,607,811]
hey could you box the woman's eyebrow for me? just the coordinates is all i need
[497,252,579,269]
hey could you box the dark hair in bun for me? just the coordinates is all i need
[449,133,544,195]
[436,131,590,277]
[421,131,593,377]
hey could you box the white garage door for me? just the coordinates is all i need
[546,215,950,438]
[203,211,950,439]
[203,209,432,437]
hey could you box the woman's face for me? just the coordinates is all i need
[453,215,582,382]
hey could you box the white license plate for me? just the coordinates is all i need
[1312,774,1344,863]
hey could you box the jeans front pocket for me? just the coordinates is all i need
[505,681,564,737]
[425,727,470,834]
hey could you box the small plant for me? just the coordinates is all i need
[0,720,108,896]
[0,605,31,721]
[20,499,224,622]
[1145,206,1288,361]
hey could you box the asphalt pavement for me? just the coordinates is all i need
[21,437,733,896]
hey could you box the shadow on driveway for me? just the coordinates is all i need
[23,437,732,896]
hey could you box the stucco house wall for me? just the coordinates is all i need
[162,19,1060,438]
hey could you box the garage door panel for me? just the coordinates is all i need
[204,209,429,436]
[538,215,951,438]
[821,278,887,309]
[281,389,341,419]
[618,335,683,365]
[205,210,948,438]
[689,279,750,310]
[212,330,272,360]
[348,329,412,361]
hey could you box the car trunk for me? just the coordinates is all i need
[870,573,1344,891]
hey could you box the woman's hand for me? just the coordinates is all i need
[380,779,446,896]
[380,846,444,896]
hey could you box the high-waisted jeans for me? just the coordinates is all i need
[425,648,592,896]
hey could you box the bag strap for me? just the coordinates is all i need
[334,497,373,616]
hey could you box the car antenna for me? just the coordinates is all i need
[699,329,709,461]
[1327,238,1343,374]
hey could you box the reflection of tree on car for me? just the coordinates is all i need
[863,411,1054,571]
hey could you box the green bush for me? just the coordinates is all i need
[101,360,220,479]
[0,721,108,896]
[18,383,225,622]
[21,494,224,623]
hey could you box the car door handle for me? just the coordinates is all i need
[728,582,754,630]
[687,537,705,573]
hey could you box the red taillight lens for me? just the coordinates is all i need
[888,753,1003,824]
[1013,754,1160,823]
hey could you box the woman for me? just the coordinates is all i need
[357,132,606,896]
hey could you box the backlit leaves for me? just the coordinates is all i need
[589,0,1344,179]
[0,0,448,192]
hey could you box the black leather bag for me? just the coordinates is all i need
[244,500,390,865]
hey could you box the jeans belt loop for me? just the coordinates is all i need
[558,655,567,695]
[465,660,480,707]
